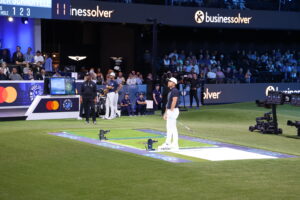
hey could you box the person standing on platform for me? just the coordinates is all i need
[80,73,97,124]
[158,77,180,151]
[104,72,118,119]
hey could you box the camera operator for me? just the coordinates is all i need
[80,72,97,124]
[190,73,200,109]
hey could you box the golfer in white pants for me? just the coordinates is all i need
[114,83,123,117]
[105,72,118,119]
[159,77,180,151]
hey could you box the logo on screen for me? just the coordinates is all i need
[194,10,252,24]
[195,10,205,24]
[265,86,275,96]
[0,86,17,103]
[203,88,222,100]
[46,101,60,111]
[29,84,43,102]
[63,99,73,111]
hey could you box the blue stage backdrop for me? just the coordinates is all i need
[0,17,35,56]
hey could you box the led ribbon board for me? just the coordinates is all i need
[0,0,52,19]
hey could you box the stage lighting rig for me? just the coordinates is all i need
[99,129,110,140]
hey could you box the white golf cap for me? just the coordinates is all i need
[110,72,116,77]
[168,77,177,84]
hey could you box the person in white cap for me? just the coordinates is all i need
[105,72,118,119]
[158,77,180,151]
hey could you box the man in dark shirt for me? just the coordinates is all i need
[153,84,162,110]
[158,77,180,151]
[120,93,133,116]
[136,93,147,115]
[12,46,24,64]
[190,73,200,109]
[80,73,97,124]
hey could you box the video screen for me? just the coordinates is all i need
[50,77,76,95]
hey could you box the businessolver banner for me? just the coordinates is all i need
[52,0,300,30]
[203,83,300,104]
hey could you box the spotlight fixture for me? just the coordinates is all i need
[8,16,14,22]
[21,17,29,24]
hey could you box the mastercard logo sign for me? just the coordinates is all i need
[46,101,60,111]
[0,86,17,103]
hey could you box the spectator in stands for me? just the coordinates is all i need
[9,67,23,80]
[191,60,200,74]
[23,63,31,75]
[153,84,162,110]
[245,69,252,83]
[136,93,147,115]
[116,72,126,85]
[216,66,225,84]
[34,51,44,64]
[24,47,34,63]
[23,68,34,80]
[12,46,24,64]
[126,73,137,85]
[43,53,53,73]
[169,50,178,59]
[1,62,10,76]
[120,93,133,116]
[0,49,11,63]
[0,68,7,80]
[163,55,170,68]
[236,68,245,83]
[96,72,104,85]
[207,68,216,83]
[136,74,143,85]
[35,69,46,80]
[225,67,234,83]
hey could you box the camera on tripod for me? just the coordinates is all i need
[256,112,272,121]
[249,112,282,134]
[99,129,110,140]
[145,138,158,151]
[287,120,300,137]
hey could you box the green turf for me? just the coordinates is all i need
[64,129,164,140]
[109,138,213,149]
[0,102,300,200]
[64,129,213,149]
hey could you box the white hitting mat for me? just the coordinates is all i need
[171,147,277,161]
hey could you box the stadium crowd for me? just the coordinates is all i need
[1,46,299,84]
